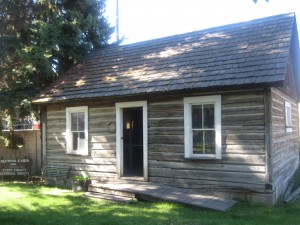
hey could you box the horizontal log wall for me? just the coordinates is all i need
[45,90,271,196]
[270,88,299,192]
[148,91,267,193]
[46,104,117,181]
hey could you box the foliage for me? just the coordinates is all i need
[0,182,300,225]
[72,171,91,182]
[3,131,24,150]
[0,0,113,152]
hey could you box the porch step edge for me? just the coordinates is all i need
[89,185,135,198]
[90,181,236,211]
[84,192,135,203]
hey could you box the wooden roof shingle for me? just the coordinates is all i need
[33,13,299,104]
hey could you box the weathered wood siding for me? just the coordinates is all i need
[45,88,299,203]
[270,88,299,194]
[46,105,117,181]
[148,90,267,194]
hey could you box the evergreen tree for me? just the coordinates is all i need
[0,0,113,151]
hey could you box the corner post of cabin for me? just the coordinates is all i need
[40,105,47,173]
[298,103,300,147]
[264,88,273,190]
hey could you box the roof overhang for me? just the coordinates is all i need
[32,82,283,106]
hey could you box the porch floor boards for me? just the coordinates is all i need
[89,180,236,211]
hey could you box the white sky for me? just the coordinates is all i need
[105,0,300,44]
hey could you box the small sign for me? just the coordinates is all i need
[0,158,31,176]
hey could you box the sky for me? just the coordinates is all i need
[105,0,300,45]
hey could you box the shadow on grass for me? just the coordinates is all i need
[0,182,300,225]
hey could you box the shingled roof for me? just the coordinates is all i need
[33,13,299,104]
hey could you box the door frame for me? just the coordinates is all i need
[116,101,148,180]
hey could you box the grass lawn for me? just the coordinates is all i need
[0,182,300,225]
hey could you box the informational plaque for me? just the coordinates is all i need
[0,158,31,176]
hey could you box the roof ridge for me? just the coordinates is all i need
[116,12,296,48]
[85,12,295,58]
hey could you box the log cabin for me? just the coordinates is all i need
[33,13,300,205]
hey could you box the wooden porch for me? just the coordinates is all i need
[84,180,236,211]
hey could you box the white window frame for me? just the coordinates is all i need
[285,101,292,133]
[184,95,222,159]
[66,106,89,155]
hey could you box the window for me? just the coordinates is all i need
[184,95,221,159]
[285,101,292,133]
[66,106,88,155]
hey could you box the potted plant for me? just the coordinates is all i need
[72,172,91,192]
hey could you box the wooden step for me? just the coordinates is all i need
[90,181,236,211]
[89,184,135,198]
[84,191,135,203]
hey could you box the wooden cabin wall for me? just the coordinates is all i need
[46,105,118,181]
[270,88,299,198]
[45,89,272,201]
[148,90,267,195]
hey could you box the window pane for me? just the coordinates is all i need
[72,132,78,150]
[71,113,77,131]
[77,112,85,131]
[286,106,292,127]
[203,104,214,128]
[204,130,215,154]
[193,130,203,154]
[192,105,202,129]
[78,132,85,151]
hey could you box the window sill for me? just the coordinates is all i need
[286,127,292,133]
[66,152,89,156]
[184,157,222,161]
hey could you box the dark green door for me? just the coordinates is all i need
[123,107,143,176]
